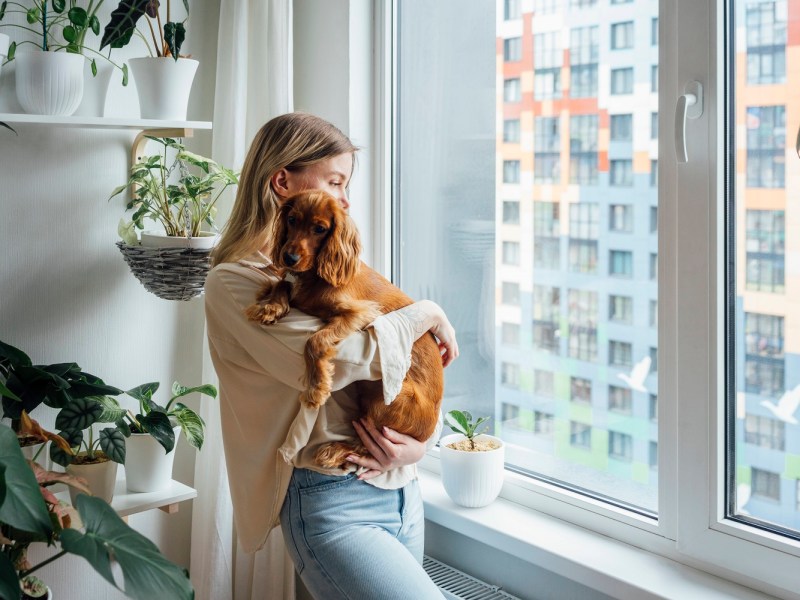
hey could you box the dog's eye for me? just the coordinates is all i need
[287,216,296,225]
[313,225,328,235]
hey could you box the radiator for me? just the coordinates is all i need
[423,555,523,600]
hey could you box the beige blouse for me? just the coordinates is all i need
[204,256,440,553]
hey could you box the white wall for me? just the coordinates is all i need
[0,1,219,597]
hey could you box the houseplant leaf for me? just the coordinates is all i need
[444,410,470,437]
[94,395,127,422]
[168,382,217,407]
[163,21,185,60]
[0,552,20,600]
[99,0,149,50]
[170,404,203,450]
[138,411,174,453]
[55,396,103,431]
[62,496,195,600]
[0,340,32,368]
[126,382,159,402]
[99,428,126,463]
[50,429,83,467]
[0,425,52,538]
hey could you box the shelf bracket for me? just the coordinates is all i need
[131,127,195,167]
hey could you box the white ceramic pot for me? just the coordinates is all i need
[65,454,118,504]
[140,230,219,249]
[0,33,9,79]
[15,51,85,116]
[440,433,505,508]
[129,57,198,120]
[20,440,48,469]
[74,60,113,117]
[124,425,180,492]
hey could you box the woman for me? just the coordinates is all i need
[205,112,458,599]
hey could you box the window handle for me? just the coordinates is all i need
[674,81,703,163]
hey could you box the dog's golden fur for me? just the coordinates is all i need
[245,190,443,468]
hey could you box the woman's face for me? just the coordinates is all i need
[276,152,353,210]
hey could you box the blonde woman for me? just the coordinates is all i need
[205,113,458,599]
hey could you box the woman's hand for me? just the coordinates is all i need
[429,308,459,368]
[399,300,459,367]
[346,418,427,480]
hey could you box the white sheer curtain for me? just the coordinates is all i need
[191,1,294,599]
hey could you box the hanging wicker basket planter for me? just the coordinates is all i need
[116,241,213,301]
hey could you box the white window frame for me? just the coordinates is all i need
[374,0,800,596]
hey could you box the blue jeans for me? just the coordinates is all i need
[280,468,445,600]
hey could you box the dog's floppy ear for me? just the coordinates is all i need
[317,206,361,287]
[269,199,293,266]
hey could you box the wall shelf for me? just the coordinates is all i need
[0,113,212,131]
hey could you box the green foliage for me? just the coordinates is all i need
[111,137,239,240]
[0,423,194,599]
[101,0,188,60]
[445,410,490,443]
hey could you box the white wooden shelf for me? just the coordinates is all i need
[0,113,212,130]
[111,478,197,518]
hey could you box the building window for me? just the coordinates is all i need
[744,312,784,398]
[609,340,633,368]
[649,394,658,421]
[503,200,520,224]
[650,206,658,233]
[501,322,520,346]
[651,65,658,92]
[501,402,520,424]
[610,204,633,232]
[610,114,633,141]
[609,431,633,462]
[534,369,555,397]
[609,294,633,324]
[651,112,658,139]
[651,16,659,46]
[744,414,785,451]
[534,411,555,435]
[534,116,561,183]
[745,1,787,85]
[503,160,520,184]
[533,285,561,354]
[503,119,521,143]
[649,441,658,469]
[570,0,597,8]
[610,250,633,278]
[569,421,592,449]
[534,201,561,269]
[751,467,781,502]
[649,347,658,373]
[502,281,520,306]
[571,376,592,403]
[504,37,522,62]
[502,241,520,265]
[504,0,521,20]
[570,115,598,184]
[568,203,599,274]
[746,105,785,188]
[609,385,633,414]
[501,362,520,389]
[534,0,559,14]
[611,67,634,94]
[568,289,598,362]
[611,21,634,50]
[534,32,562,100]
[650,159,658,187]
[504,78,521,102]
[650,300,658,328]
[746,209,785,293]
[610,159,633,186]
[570,26,599,98]
[650,253,658,280]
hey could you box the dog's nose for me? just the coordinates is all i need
[283,252,300,267]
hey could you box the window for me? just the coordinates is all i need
[649,300,658,328]
[569,421,592,449]
[502,322,521,346]
[609,431,633,462]
[503,119,521,143]
[650,159,658,187]
[504,37,522,62]
[609,385,632,414]
[567,289,597,362]
[610,159,633,186]
[570,26,599,98]
[649,253,658,280]
[609,250,633,277]
[751,468,781,502]
[534,411,555,435]
[744,312,784,398]
[609,295,633,324]
[534,369,555,397]
[745,209,785,292]
[570,0,597,8]
[649,347,658,373]
[502,282,520,306]
[504,0,521,20]
[609,340,632,368]
[651,16,658,46]
[534,0,559,14]
[501,402,520,424]
[502,241,520,265]
[534,201,561,269]
[504,78,522,102]
[571,376,592,403]
[534,32,562,100]
[503,200,520,224]
[570,115,598,184]
[610,114,632,141]
[503,160,520,183]
[532,285,561,354]
[609,204,632,232]
[568,203,598,273]
[649,394,658,421]
[610,67,633,94]
[744,414,785,451]
[611,21,634,50]
[650,206,658,233]
[534,117,560,183]
[501,362,520,389]
[746,105,785,188]
[650,64,658,92]
[650,112,658,139]
[649,441,658,469]
[745,1,787,84]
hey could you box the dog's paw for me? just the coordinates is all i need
[300,389,329,410]
[245,302,287,325]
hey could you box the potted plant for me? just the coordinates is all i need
[0,0,128,116]
[95,380,215,492]
[439,410,505,508]
[100,0,196,119]
[0,420,194,599]
[111,136,239,300]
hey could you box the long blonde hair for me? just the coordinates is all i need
[212,113,358,266]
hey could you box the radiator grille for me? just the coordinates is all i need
[423,555,522,600]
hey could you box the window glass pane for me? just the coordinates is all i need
[731,0,799,536]
[397,0,658,515]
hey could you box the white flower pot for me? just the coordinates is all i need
[15,51,85,116]
[440,433,505,508]
[0,33,9,79]
[20,440,48,469]
[74,60,113,117]
[66,455,118,504]
[125,426,180,492]
[129,57,198,120]
[140,230,219,249]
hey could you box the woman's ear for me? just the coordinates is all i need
[270,168,291,200]
[317,206,361,287]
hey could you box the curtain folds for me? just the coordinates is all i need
[191,1,294,598]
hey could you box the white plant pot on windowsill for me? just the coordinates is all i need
[129,57,199,120]
[65,454,118,504]
[439,433,505,508]
[15,51,85,116]
[124,425,181,492]
[0,33,9,80]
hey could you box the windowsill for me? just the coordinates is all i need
[417,468,771,600]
